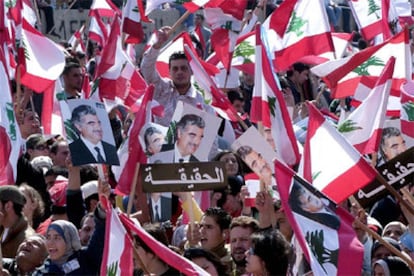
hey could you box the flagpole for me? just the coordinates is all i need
[354,219,414,270]
[400,187,414,207]
[127,163,140,216]
[168,11,191,36]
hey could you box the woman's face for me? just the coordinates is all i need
[46,229,67,261]
[245,248,265,275]
[219,153,239,176]
[192,257,218,276]
[20,188,37,219]
[298,188,324,213]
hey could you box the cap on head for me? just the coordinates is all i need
[0,185,26,206]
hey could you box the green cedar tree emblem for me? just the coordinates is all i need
[64,120,79,142]
[306,230,339,274]
[286,11,308,37]
[352,56,385,76]
[267,96,277,117]
[233,41,255,64]
[337,119,363,133]
[312,171,322,181]
[402,101,414,121]
[6,102,17,141]
[107,261,118,276]
[368,0,381,19]
[5,0,16,8]
[193,82,211,105]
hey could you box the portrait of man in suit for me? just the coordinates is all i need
[160,114,206,163]
[69,104,119,166]
[148,192,172,223]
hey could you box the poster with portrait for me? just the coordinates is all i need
[64,99,120,166]
[139,123,169,157]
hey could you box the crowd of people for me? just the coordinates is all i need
[3,0,414,275]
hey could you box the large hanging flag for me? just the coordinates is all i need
[303,103,377,203]
[121,0,149,44]
[275,159,364,276]
[19,19,65,93]
[101,197,134,276]
[262,0,334,71]
[251,25,300,166]
[88,10,109,47]
[400,80,414,139]
[0,47,22,185]
[119,212,209,276]
[338,57,394,155]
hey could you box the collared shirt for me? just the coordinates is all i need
[80,136,106,162]
[152,198,161,220]
[141,47,215,127]
[174,144,190,163]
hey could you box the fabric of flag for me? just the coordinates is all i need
[121,0,149,44]
[88,10,109,47]
[113,85,153,195]
[275,159,364,276]
[101,197,134,276]
[303,103,377,203]
[145,0,174,16]
[338,57,394,154]
[348,0,387,41]
[400,80,414,138]
[119,212,209,276]
[89,0,119,17]
[311,29,410,116]
[183,0,214,12]
[262,0,334,71]
[251,25,300,166]
[68,24,86,53]
[19,19,65,93]
[0,47,22,185]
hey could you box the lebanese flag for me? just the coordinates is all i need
[348,0,389,41]
[19,19,65,93]
[88,10,109,47]
[262,0,335,71]
[0,47,22,185]
[400,80,414,138]
[183,0,215,12]
[145,0,175,16]
[41,79,67,135]
[251,25,300,166]
[119,212,209,276]
[303,103,377,203]
[311,29,410,115]
[113,85,153,195]
[89,0,119,17]
[275,159,364,276]
[68,24,86,53]
[101,197,134,275]
[338,57,394,155]
[121,0,149,44]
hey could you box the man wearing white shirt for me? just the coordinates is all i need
[69,104,119,166]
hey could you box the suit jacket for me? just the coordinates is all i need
[69,139,119,166]
[148,196,172,223]
[159,143,199,162]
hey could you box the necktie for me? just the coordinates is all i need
[94,147,105,163]
[154,205,160,222]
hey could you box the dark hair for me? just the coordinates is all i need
[230,215,259,232]
[212,150,247,176]
[175,114,205,140]
[45,166,69,178]
[2,200,24,217]
[286,62,309,77]
[50,140,67,155]
[144,126,163,154]
[204,207,232,231]
[133,224,169,255]
[251,230,290,276]
[215,176,244,208]
[379,127,403,160]
[195,13,204,21]
[79,165,99,185]
[62,62,81,76]
[71,105,97,125]
[227,90,244,104]
[168,51,187,68]
[183,248,227,275]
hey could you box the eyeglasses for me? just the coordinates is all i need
[35,145,48,151]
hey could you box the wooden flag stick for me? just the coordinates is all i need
[168,10,191,36]
[400,187,414,207]
[354,219,414,270]
[127,163,140,217]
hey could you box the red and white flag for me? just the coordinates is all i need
[303,103,377,203]
[101,197,134,275]
[251,25,300,166]
[89,0,119,17]
[338,57,394,155]
[275,159,364,276]
[119,212,209,276]
[145,0,174,16]
[113,85,153,195]
[121,0,149,44]
[263,0,334,71]
[88,10,109,47]
[68,24,86,53]
[0,47,22,185]
[400,80,414,139]
[19,19,65,93]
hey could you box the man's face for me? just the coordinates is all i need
[20,111,41,138]
[232,99,245,114]
[64,67,83,91]
[51,142,70,167]
[169,59,192,90]
[16,236,47,272]
[200,215,224,251]
[230,226,252,265]
[298,188,324,213]
[242,150,272,181]
[146,132,165,155]
[296,70,309,84]
[79,216,96,246]
[382,135,407,161]
[176,124,204,156]
[75,114,103,144]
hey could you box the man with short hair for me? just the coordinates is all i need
[229,216,259,276]
[237,145,273,185]
[62,62,83,99]
[50,140,70,168]
[0,185,35,258]
[379,127,407,163]
[69,104,119,166]
[18,109,42,139]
